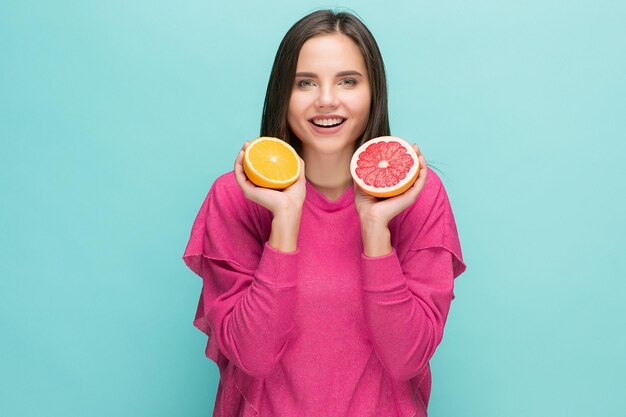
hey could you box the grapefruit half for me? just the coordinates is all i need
[350,136,420,198]
[243,137,301,189]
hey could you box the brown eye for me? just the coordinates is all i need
[296,79,315,88]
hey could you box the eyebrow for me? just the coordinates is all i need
[295,70,364,77]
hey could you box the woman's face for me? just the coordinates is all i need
[288,33,371,158]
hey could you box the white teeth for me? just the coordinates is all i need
[312,118,344,127]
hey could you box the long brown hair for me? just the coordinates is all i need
[260,10,390,154]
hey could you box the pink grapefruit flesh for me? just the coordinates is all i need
[350,136,420,198]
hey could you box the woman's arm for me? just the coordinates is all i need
[234,143,305,252]
[196,241,299,377]
[355,144,428,257]
[360,246,456,381]
[355,157,466,381]
[184,146,306,377]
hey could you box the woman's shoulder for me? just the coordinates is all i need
[212,169,272,222]
[210,171,240,197]
[207,171,255,211]
[193,171,253,220]
[183,172,271,275]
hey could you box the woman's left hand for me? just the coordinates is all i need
[355,144,428,249]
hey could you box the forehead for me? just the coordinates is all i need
[296,33,367,73]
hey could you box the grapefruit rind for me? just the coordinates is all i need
[243,137,301,190]
[350,136,420,198]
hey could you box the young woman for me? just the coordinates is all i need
[183,9,466,417]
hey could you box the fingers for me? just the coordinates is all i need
[234,149,244,178]
[407,143,428,196]
[413,144,426,163]
[411,143,427,175]
[298,158,306,180]
[233,152,249,194]
[415,150,427,183]
[418,154,427,174]
[234,144,255,195]
[234,141,251,175]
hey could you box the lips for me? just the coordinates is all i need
[309,116,347,128]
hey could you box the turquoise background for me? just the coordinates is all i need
[1,0,625,416]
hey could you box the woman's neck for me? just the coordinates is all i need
[302,148,353,200]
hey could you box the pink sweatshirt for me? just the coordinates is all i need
[183,167,466,417]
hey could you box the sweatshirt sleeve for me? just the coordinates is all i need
[182,172,299,377]
[360,169,466,382]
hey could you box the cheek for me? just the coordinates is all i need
[288,95,304,121]
[287,105,306,137]
[352,92,371,119]
[287,103,297,127]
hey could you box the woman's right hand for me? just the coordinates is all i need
[234,141,306,252]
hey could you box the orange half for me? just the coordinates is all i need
[243,137,301,189]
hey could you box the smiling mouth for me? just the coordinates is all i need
[309,118,347,128]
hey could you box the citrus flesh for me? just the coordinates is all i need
[350,136,420,198]
[243,137,301,189]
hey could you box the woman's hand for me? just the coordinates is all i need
[355,144,428,257]
[234,141,306,252]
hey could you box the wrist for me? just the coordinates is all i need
[272,201,303,218]
[360,215,387,231]
[358,209,391,229]
[361,222,392,257]
[269,208,302,253]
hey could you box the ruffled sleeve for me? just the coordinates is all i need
[182,172,299,377]
[393,167,466,278]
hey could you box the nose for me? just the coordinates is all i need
[315,85,339,108]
